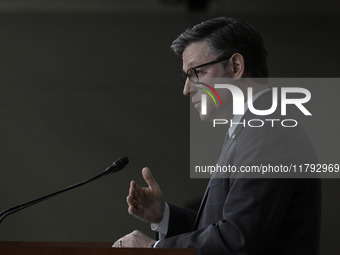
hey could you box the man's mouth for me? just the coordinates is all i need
[192,99,200,105]
[192,100,201,110]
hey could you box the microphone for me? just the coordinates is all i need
[104,156,129,174]
[0,156,129,225]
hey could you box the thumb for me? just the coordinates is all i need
[142,167,160,190]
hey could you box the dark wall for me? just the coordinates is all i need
[0,9,339,254]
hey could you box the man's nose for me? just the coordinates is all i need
[183,78,195,96]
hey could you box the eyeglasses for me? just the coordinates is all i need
[181,56,231,84]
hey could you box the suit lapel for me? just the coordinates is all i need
[193,128,240,230]
[193,184,209,230]
[193,90,273,229]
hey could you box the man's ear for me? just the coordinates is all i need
[228,53,245,79]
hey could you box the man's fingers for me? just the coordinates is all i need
[112,240,120,248]
[129,181,136,197]
[129,180,144,200]
[128,204,143,218]
[129,181,139,195]
[142,167,160,190]
[127,194,138,207]
[128,205,137,216]
[127,195,143,214]
[112,231,155,248]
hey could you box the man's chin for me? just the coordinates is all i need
[198,112,214,122]
[198,110,233,123]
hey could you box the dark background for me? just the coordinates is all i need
[0,0,339,254]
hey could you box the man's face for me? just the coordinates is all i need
[182,40,234,121]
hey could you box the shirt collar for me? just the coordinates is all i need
[228,88,270,137]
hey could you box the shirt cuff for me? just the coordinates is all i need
[153,240,161,248]
[150,202,169,238]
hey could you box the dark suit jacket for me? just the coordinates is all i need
[156,91,321,255]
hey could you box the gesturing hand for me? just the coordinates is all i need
[127,167,165,223]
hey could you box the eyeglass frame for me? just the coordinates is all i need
[181,55,232,84]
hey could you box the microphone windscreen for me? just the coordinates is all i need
[108,156,129,173]
[115,157,129,169]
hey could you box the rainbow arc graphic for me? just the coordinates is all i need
[197,82,223,107]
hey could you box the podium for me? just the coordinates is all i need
[0,241,195,255]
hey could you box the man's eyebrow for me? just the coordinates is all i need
[182,61,198,72]
[188,61,198,67]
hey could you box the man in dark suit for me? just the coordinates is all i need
[113,17,321,255]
